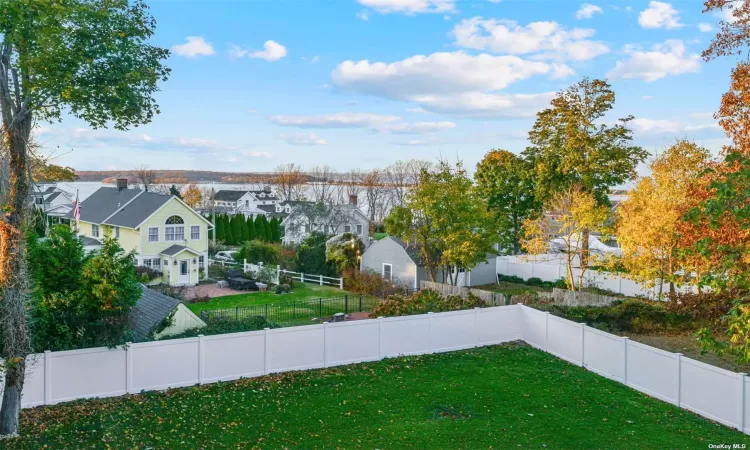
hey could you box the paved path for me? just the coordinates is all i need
[185,283,246,300]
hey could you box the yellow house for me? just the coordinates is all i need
[73,179,212,286]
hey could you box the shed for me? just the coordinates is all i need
[131,285,206,340]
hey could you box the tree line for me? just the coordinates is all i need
[212,214,282,246]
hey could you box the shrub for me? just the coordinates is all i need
[497,273,567,290]
[370,289,486,318]
[256,266,278,285]
[151,284,187,302]
[343,268,408,298]
[666,291,739,325]
[159,316,279,340]
[533,300,695,333]
[275,284,292,294]
[208,263,230,280]
[135,266,162,282]
[236,241,281,265]
[526,277,544,287]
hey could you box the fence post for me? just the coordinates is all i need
[474,307,480,347]
[125,342,133,394]
[344,295,348,314]
[198,334,205,384]
[244,258,247,272]
[378,317,383,359]
[300,272,304,284]
[44,350,52,405]
[264,328,270,375]
[580,324,586,367]
[277,265,281,284]
[622,337,629,385]
[265,304,269,318]
[319,298,323,319]
[544,312,550,351]
[427,312,434,353]
[359,295,362,312]
[235,306,239,321]
[738,373,746,432]
[675,353,682,406]
[339,277,344,290]
[319,274,323,286]
[323,322,329,368]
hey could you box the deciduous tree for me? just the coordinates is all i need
[617,141,712,299]
[523,78,646,267]
[522,185,610,290]
[0,0,169,434]
[474,150,540,255]
[273,163,306,201]
[181,184,202,208]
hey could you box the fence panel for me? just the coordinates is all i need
[546,315,583,365]
[745,378,750,434]
[325,321,380,367]
[429,310,478,353]
[521,306,546,349]
[266,325,325,373]
[379,315,431,357]
[203,331,266,383]
[583,327,625,382]
[8,355,45,408]
[50,348,126,404]
[679,357,744,429]
[131,339,200,391]
[476,305,521,345]
[625,340,678,404]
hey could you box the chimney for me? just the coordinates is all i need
[116,178,128,191]
[349,194,358,206]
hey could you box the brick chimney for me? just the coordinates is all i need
[116,178,128,191]
[349,194,358,206]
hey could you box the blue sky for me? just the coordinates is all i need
[39,0,737,173]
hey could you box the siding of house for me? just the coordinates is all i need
[154,304,206,338]
[360,238,418,289]
[163,249,201,286]
[467,256,498,286]
[139,199,208,257]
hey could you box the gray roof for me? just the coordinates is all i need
[72,187,142,224]
[214,190,247,201]
[159,244,201,256]
[45,192,62,203]
[131,285,180,340]
[78,235,101,247]
[103,191,171,228]
[70,187,172,229]
[386,236,423,265]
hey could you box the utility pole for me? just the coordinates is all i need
[211,187,216,246]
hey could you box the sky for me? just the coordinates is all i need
[38,0,739,173]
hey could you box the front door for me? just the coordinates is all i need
[179,259,190,285]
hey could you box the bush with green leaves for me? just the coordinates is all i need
[135,266,162,282]
[236,240,281,265]
[297,232,337,277]
[325,232,365,275]
[256,266,278,285]
[497,274,566,290]
[160,316,279,340]
[370,289,486,318]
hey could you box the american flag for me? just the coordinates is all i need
[73,190,81,221]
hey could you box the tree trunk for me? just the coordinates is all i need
[0,118,32,436]
[580,227,590,268]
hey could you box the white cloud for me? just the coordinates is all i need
[357,0,455,15]
[36,127,271,157]
[715,5,739,23]
[276,132,328,146]
[406,107,427,113]
[356,11,370,20]
[487,0,502,3]
[690,112,715,119]
[697,22,713,32]
[230,40,288,61]
[331,51,564,117]
[638,1,682,29]
[641,95,653,100]
[271,112,400,128]
[576,3,603,20]
[171,36,215,57]
[452,18,609,61]
[607,40,700,82]
[270,112,455,134]
[628,118,721,135]
[311,56,320,64]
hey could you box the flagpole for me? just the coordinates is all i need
[74,189,80,235]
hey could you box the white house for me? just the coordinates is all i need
[281,196,370,246]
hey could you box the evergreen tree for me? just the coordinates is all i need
[264,220,272,243]
[246,216,256,241]
[231,215,243,245]
[255,215,267,241]
[225,215,235,245]
[270,217,281,242]
[169,184,182,199]
[216,214,225,243]
[240,215,250,242]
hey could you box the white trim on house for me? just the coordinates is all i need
[190,225,200,240]
[148,226,159,242]
[382,263,392,281]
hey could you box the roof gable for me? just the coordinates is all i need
[103,191,172,228]
[214,190,249,202]
[131,285,179,340]
[76,187,143,224]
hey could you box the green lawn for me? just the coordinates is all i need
[188,283,353,314]
[5,344,746,449]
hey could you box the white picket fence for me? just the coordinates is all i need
[242,260,344,289]
[497,255,696,299]
[1,305,747,435]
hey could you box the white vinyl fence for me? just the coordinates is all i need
[497,255,696,299]
[242,260,344,289]
[1,305,747,435]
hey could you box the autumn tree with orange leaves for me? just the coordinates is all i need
[688,0,750,363]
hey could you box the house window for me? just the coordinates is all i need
[344,224,351,232]
[191,225,200,240]
[356,224,363,235]
[148,227,159,242]
[143,258,152,268]
[92,224,99,237]
[383,263,392,281]
[245,200,249,207]
[35,197,43,205]
[198,255,205,269]
[152,258,161,269]
[114,227,120,239]
[165,216,185,241]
